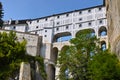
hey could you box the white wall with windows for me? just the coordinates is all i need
[3,5,108,80]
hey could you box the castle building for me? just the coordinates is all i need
[3,5,107,80]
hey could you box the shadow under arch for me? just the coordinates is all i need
[75,29,95,37]
[60,45,70,55]
[47,64,55,80]
[53,32,72,42]
[51,47,58,63]
[98,26,107,36]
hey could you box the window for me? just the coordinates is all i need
[13,26,16,29]
[57,16,59,19]
[57,22,60,25]
[45,18,47,21]
[35,32,37,34]
[36,26,38,28]
[66,25,69,29]
[88,9,91,13]
[79,24,82,27]
[79,11,82,14]
[99,20,103,24]
[88,22,92,26]
[30,21,32,24]
[25,26,28,32]
[45,30,47,32]
[44,35,47,37]
[56,27,59,31]
[66,14,69,17]
[98,7,102,11]
[37,20,39,23]
[79,18,82,21]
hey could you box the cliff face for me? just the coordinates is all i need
[106,0,120,57]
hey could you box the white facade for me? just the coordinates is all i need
[4,20,29,32]
[27,5,107,43]
[3,5,107,80]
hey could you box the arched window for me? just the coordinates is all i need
[101,41,106,50]
[99,26,107,36]
[65,68,70,79]
[76,29,95,37]
[53,32,72,42]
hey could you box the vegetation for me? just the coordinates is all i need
[88,50,120,80]
[0,31,26,79]
[0,2,3,28]
[0,2,46,80]
[0,31,46,80]
[58,29,120,80]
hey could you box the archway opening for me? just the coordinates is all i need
[98,26,107,36]
[101,41,106,51]
[75,29,95,37]
[61,45,70,55]
[53,32,72,42]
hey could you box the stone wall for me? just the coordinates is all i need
[106,0,120,57]
[0,29,42,56]
[19,62,31,80]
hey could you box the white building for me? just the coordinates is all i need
[3,5,107,80]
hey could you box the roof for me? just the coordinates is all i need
[3,4,105,24]
[32,5,105,20]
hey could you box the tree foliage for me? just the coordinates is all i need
[0,2,3,28]
[58,29,120,80]
[88,50,120,80]
[58,29,99,80]
[0,31,27,80]
[0,31,46,80]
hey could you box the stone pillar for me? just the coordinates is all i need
[71,31,76,38]
[19,62,31,80]
[46,64,55,80]
[35,61,43,80]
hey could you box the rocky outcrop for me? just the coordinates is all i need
[106,0,120,58]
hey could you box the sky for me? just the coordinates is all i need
[0,0,103,20]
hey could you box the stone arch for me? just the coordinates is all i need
[47,64,55,80]
[75,28,95,37]
[51,47,58,63]
[101,41,106,50]
[60,45,69,55]
[98,26,107,36]
[53,32,72,42]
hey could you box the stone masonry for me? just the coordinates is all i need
[19,62,31,80]
[0,29,42,56]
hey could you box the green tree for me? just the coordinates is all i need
[88,50,120,80]
[0,31,46,80]
[0,31,27,80]
[0,2,3,28]
[58,29,100,80]
[58,29,120,80]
